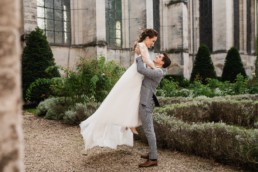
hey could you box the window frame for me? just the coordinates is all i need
[37,0,71,45]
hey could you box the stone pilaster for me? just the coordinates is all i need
[160,0,190,78]
[76,0,107,59]
[146,0,154,28]
[23,0,37,34]
[160,1,188,50]
[212,0,234,52]
[0,0,24,171]
[71,0,89,44]
[250,0,256,53]
[239,0,247,53]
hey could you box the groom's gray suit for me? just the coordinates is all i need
[136,56,166,160]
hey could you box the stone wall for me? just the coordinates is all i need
[21,0,257,79]
[0,0,24,171]
[22,0,37,34]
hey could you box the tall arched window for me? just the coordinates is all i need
[199,0,213,51]
[153,0,160,51]
[105,0,122,47]
[37,0,71,44]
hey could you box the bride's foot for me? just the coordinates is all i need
[130,127,139,135]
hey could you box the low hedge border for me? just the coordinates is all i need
[158,94,258,107]
[136,113,258,171]
[157,95,258,128]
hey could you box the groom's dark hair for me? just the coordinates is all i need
[162,53,171,68]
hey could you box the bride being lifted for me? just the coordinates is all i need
[80,29,158,150]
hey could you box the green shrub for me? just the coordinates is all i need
[22,27,60,100]
[37,97,100,124]
[163,75,190,88]
[248,78,258,94]
[222,47,247,82]
[37,97,58,116]
[37,97,71,118]
[26,78,54,103]
[63,102,100,125]
[190,44,217,83]
[232,74,249,94]
[63,103,88,125]
[158,75,252,98]
[157,78,179,97]
[51,56,125,102]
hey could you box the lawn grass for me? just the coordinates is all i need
[24,108,37,114]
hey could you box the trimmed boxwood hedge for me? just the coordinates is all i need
[137,113,258,171]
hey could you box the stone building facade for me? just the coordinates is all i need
[22,0,257,79]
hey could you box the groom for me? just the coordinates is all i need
[136,53,171,167]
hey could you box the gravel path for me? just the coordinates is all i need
[23,112,245,172]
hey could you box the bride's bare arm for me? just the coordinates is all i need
[138,43,155,69]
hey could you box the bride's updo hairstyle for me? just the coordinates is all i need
[133,28,158,50]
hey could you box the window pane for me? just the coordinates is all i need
[37,7,44,18]
[109,29,115,39]
[106,0,122,47]
[55,10,62,21]
[64,21,70,32]
[54,0,62,10]
[63,11,70,21]
[37,0,71,45]
[55,31,63,44]
[107,0,115,9]
[37,18,45,29]
[63,0,70,9]
[116,30,121,39]
[46,19,54,30]
[45,0,53,8]
[37,0,44,6]
[45,8,53,19]
[116,11,121,20]
[64,32,71,44]
[115,0,121,10]
[110,39,116,45]
[116,39,121,46]
[46,31,54,43]
[55,21,63,31]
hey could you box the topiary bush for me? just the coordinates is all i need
[222,47,247,82]
[22,27,60,100]
[255,36,258,77]
[190,44,217,83]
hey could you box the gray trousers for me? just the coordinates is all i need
[139,100,157,160]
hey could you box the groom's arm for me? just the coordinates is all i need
[136,56,163,78]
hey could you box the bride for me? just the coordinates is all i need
[80,29,158,150]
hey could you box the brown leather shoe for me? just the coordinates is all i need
[140,154,149,159]
[139,160,158,168]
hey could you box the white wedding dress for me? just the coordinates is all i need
[80,43,154,150]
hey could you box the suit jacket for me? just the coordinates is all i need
[136,56,166,107]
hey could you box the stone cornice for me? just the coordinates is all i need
[49,40,108,48]
[166,0,188,6]
[165,48,189,53]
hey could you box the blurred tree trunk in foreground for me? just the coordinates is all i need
[0,0,24,171]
